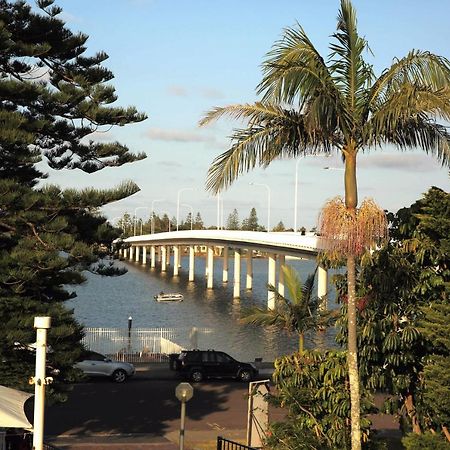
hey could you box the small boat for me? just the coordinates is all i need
[154,292,184,302]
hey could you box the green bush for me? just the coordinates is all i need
[402,432,450,450]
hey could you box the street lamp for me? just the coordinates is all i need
[249,182,271,232]
[175,382,194,450]
[177,188,194,231]
[294,158,302,233]
[134,206,150,236]
[181,203,194,230]
[151,199,165,234]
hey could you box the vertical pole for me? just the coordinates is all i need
[246,250,253,290]
[189,246,195,281]
[32,317,51,450]
[233,249,241,298]
[179,401,186,450]
[222,247,228,282]
[268,253,276,309]
[207,246,214,289]
[278,254,285,297]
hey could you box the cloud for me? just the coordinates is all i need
[145,127,214,143]
[167,85,188,97]
[359,152,443,171]
[200,87,225,99]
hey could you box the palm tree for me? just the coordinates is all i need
[241,265,332,353]
[200,1,450,447]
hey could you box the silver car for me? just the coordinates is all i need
[75,351,135,383]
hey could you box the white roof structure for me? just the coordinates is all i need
[0,385,33,429]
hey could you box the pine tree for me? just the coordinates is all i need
[226,208,240,230]
[242,207,259,231]
[193,212,204,230]
[0,0,147,393]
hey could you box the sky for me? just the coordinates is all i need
[38,0,450,230]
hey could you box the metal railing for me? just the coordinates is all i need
[82,327,212,362]
[217,436,256,450]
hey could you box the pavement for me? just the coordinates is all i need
[44,362,401,450]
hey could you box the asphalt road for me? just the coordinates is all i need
[44,364,269,447]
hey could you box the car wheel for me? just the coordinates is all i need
[112,369,127,383]
[190,370,203,382]
[239,369,252,382]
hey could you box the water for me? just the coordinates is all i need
[67,256,337,361]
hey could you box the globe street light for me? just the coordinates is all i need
[134,206,150,236]
[181,203,194,230]
[151,199,165,234]
[175,382,194,450]
[249,182,271,232]
[177,188,194,231]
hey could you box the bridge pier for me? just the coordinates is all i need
[161,246,167,272]
[233,249,241,298]
[278,254,285,297]
[189,246,195,281]
[129,246,134,261]
[142,246,147,265]
[135,246,140,262]
[222,247,229,282]
[150,246,156,268]
[173,246,180,276]
[207,246,214,289]
[246,251,253,290]
[268,253,276,309]
[318,264,328,309]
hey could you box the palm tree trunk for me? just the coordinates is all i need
[298,333,304,353]
[347,255,361,450]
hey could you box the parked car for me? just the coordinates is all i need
[170,349,258,382]
[74,351,135,383]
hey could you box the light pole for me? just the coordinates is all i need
[175,382,194,450]
[177,188,194,231]
[151,199,165,234]
[181,203,194,230]
[134,206,150,236]
[249,182,271,232]
[294,158,302,233]
[32,317,51,450]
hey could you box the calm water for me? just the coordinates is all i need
[67,255,338,361]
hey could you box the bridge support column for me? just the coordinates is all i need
[166,246,171,266]
[129,246,134,261]
[150,246,156,268]
[318,264,328,309]
[246,250,253,290]
[207,246,214,289]
[222,247,228,282]
[278,254,285,297]
[268,253,276,309]
[173,246,180,276]
[233,249,241,298]
[161,246,167,272]
[142,246,147,265]
[135,246,140,262]
[189,246,195,281]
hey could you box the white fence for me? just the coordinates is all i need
[82,327,212,362]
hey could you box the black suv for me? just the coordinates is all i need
[170,349,258,382]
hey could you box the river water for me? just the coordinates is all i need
[67,256,338,361]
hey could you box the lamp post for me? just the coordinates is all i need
[294,158,302,233]
[32,317,51,450]
[177,188,194,231]
[249,182,271,232]
[181,203,194,230]
[175,382,194,450]
[151,199,165,234]
[134,206,150,236]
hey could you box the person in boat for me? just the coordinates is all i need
[159,291,164,296]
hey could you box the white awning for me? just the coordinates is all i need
[0,385,33,430]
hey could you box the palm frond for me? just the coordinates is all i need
[203,103,333,193]
[258,24,337,107]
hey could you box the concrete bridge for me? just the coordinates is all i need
[115,230,327,309]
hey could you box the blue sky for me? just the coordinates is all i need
[39,0,450,230]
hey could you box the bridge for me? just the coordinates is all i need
[115,230,328,309]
